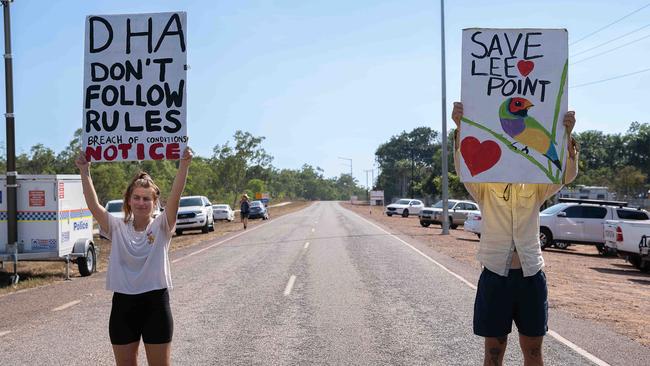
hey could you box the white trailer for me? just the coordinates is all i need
[0,175,96,282]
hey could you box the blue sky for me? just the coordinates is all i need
[1,0,648,185]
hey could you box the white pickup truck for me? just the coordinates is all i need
[539,198,649,255]
[604,220,650,272]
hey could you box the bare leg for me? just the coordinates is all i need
[112,341,140,366]
[144,342,172,366]
[484,336,507,366]
[519,334,544,366]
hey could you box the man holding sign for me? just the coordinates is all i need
[454,28,579,366]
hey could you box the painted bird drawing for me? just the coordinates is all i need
[498,97,562,170]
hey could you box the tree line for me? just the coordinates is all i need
[0,129,367,207]
[375,122,650,203]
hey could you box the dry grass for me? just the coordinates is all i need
[0,201,312,296]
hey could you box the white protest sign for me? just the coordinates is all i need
[82,12,187,162]
[459,28,568,183]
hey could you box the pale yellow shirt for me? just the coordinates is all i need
[454,137,578,277]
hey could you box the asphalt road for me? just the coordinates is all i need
[0,202,642,365]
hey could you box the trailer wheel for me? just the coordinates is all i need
[77,245,96,277]
[420,221,430,227]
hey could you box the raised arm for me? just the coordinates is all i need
[165,147,193,230]
[75,152,109,232]
[541,111,579,200]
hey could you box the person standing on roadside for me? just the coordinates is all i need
[240,194,250,229]
[452,102,579,366]
[76,147,192,366]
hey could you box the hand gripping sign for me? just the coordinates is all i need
[459,28,568,184]
[82,12,188,162]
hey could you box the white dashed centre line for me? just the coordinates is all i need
[311,228,315,233]
[304,242,310,249]
[0,331,11,337]
[283,275,296,296]
[52,300,81,312]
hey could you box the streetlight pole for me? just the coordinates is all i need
[364,169,373,213]
[2,0,18,282]
[440,0,450,235]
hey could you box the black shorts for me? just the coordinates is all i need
[473,268,548,337]
[109,288,173,345]
[241,212,249,219]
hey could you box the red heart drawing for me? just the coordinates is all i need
[517,60,534,77]
[460,137,502,176]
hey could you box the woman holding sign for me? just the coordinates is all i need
[452,102,578,366]
[76,147,192,366]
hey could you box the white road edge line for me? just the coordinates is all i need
[52,300,81,312]
[283,275,296,296]
[349,210,611,366]
[547,330,610,366]
[0,330,11,337]
[304,242,310,249]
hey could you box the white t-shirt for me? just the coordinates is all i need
[104,212,173,294]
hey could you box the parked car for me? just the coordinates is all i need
[385,199,424,217]
[248,200,269,220]
[419,199,479,229]
[175,196,215,235]
[105,199,125,220]
[104,199,161,220]
[539,198,650,254]
[464,211,482,237]
[604,220,650,272]
[212,204,235,222]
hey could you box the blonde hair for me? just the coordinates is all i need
[123,171,161,223]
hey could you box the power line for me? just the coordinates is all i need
[571,23,650,57]
[570,3,650,46]
[571,32,650,65]
[570,67,650,88]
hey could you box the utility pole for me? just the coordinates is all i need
[2,0,18,283]
[364,169,373,213]
[338,157,353,203]
[440,0,450,235]
[410,146,415,199]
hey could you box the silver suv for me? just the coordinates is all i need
[419,199,479,229]
[539,198,649,254]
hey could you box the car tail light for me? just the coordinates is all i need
[616,226,623,242]
[475,215,482,220]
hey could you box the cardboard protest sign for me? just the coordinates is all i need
[459,29,568,183]
[82,12,187,162]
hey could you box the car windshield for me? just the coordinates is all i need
[180,197,203,207]
[250,201,263,207]
[214,205,228,209]
[432,200,455,209]
[396,199,411,205]
[106,201,123,213]
[541,204,567,215]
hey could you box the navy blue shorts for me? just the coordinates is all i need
[473,268,548,337]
